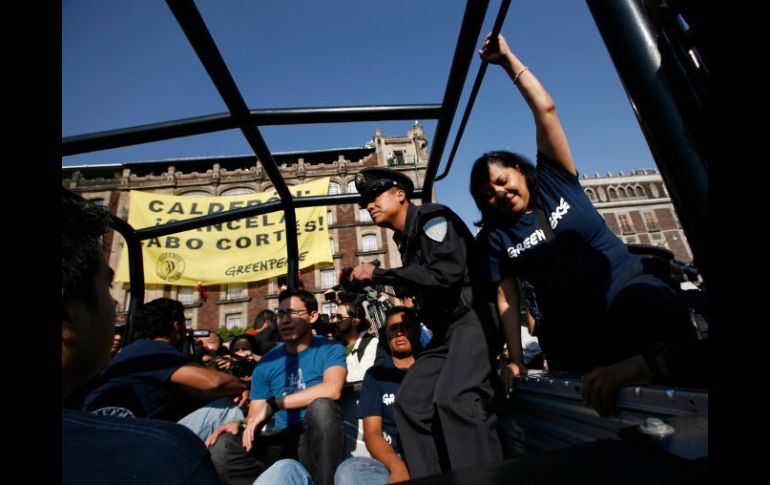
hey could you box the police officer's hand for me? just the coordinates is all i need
[350,262,376,283]
[502,361,527,398]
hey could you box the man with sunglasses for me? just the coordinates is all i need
[350,167,503,478]
[206,289,347,485]
[329,295,380,383]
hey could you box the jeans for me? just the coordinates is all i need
[334,457,389,485]
[210,398,344,485]
[177,396,245,441]
[255,459,313,485]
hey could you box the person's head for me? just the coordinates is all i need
[230,334,257,359]
[470,151,538,226]
[330,295,367,341]
[276,289,319,344]
[111,322,126,357]
[355,168,414,229]
[382,306,421,358]
[62,189,115,399]
[133,298,187,347]
[253,309,275,331]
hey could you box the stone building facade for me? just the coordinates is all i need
[63,125,692,331]
[579,169,692,263]
[63,123,431,331]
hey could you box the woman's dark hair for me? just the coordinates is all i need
[469,151,538,227]
[230,334,257,354]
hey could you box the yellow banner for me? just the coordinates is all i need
[115,178,332,285]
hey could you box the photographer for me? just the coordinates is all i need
[328,293,380,383]
[82,297,249,441]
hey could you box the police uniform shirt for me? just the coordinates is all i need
[372,203,473,328]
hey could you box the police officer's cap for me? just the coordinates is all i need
[355,168,414,207]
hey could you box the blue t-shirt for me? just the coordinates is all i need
[82,338,194,421]
[63,409,219,484]
[250,336,346,430]
[357,359,406,456]
[478,153,643,368]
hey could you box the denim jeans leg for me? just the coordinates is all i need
[177,397,245,441]
[254,459,313,485]
[334,457,389,485]
[298,398,344,485]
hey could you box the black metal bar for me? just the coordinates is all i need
[435,0,511,182]
[62,105,442,157]
[421,0,490,202]
[586,0,708,280]
[166,0,301,290]
[109,215,144,344]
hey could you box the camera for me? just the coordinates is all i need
[186,329,212,338]
[335,261,393,334]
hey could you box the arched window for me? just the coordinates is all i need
[221,187,255,196]
[328,182,340,195]
[625,185,636,198]
[618,187,627,199]
[635,185,645,197]
[179,190,211,197]
[362,233,378,252]
[584,188,596,202]
[347,181,357,193]
[608,187,618,200]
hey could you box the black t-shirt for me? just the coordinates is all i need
[357,359,407,456]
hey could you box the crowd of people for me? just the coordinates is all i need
[62,32,706,484]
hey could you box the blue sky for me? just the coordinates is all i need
[63,0,657,228]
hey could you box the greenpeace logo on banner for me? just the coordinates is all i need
[115,178,333,285]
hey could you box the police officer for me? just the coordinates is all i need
[350,167,502,478]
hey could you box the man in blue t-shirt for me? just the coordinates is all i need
[334,306,422,485]
[206,289,347,485]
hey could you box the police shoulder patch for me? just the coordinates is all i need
[423,216,448,243]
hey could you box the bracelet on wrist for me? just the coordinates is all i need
[513,66,529,84]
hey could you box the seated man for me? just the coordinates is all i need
[82,297,249,440]
[329,294,379,383]
[335,306,422,485]
[62,189,218,483]
[206,289,347,485]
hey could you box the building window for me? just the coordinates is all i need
[327,209,334,225]
[226,283,246,300]
[320,268,337,289]
[635,185,645,197]
[644,212,660,232]
[347,181,357,193]
[625,185,636,198]
[393,151,405,165]
[221,187,255,196]
[322,301,338,317]
[608,187,618,200]
[225,313,242,330]
[179,190,211,197]
[359,208,372,223]
[270,276,288,294]
[617,187,627,199]
[618,214,634,234]
[328,182,340,195]
[330,238,336,254]
[584,188,596,202]
[178,286,194,304]
[362,233,378,252]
